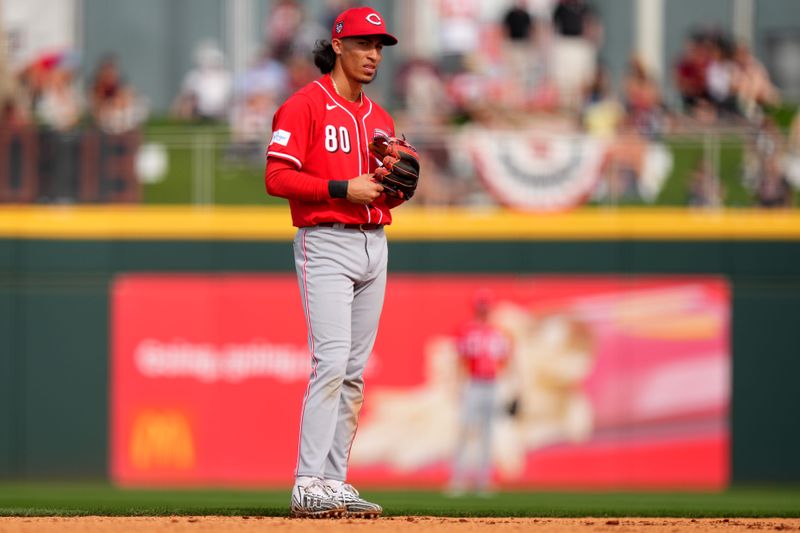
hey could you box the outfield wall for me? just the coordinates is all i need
[1,207,799,484]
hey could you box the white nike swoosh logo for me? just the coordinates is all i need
[326,104,337,110]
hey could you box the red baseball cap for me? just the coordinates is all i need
[331,6,398,46]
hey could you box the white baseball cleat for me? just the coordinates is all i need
[329,483,383,518]
[290,479,346,518]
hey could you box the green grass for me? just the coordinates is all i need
[658,136,752,206]
[1,483,799,518]
[767,104,798,132]
[140,121,286,206]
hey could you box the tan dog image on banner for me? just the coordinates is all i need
[350,300,597,482]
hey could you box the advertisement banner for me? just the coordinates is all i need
[111,274,730,489]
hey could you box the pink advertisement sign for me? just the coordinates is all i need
[111,275,730,489]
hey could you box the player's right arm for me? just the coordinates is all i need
[264,95,326,201]
[266,161,382,204]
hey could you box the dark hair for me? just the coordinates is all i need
[313,40,336,74]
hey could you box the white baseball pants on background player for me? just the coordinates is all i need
[293,224,388,481]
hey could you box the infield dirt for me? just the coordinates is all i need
[1,517,799,532]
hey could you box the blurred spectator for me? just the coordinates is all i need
[17,52,61,113]
[687,159,724,207]
[172,41,232,122]
[36,57,83,131]
[264,0,304,58]
[444,54,502,125]
[734,41,781,122]
[24,52,84,204]
[289,11,327,59]
[743,116,787,198]
[598,129,648,204]
[228,91,274,164]
[552,0,600,40]
[705,33,739,118]
[235,48,289,100]
[674,32,710,113]
[784,109,800,188]
[89,55,148,134]
[396,58,452,127]
[581,64,623,138]
[89,55,124,113]
[0,76,32,128]
[438,0,481,76]
[501,0,536,105]
[583,61,610,106]
[228,48,288,164]
[583,64,649,205]
[623,56,665,138]
[755,157,793,208]
[503,0,534,42]
[551,0,601,110]
[0,18,12,106]
[1,97,29,129]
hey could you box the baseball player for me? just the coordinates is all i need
[264,6,417,519]
[449,290,512,496]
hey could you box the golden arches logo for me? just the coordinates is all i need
[130,408,195,470]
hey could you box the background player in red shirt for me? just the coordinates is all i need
[449,289,512,496]
[264,6,405,519]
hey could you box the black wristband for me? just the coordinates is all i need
[328,180,348,199]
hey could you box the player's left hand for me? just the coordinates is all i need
[369,135,420,200]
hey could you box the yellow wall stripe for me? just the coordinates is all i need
[1,206,799,240]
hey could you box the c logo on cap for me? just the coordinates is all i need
[365,13,382,25]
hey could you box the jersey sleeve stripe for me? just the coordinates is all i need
[267,151,303,169]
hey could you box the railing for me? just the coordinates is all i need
[0,126,142,203]
[1,122,795,209]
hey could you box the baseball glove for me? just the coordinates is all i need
[369,134,420,200]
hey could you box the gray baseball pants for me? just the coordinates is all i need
[451,380,497,489]
[292,224,388,481]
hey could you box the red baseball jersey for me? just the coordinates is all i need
[265,74,402,227]
[456,321,511,381]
